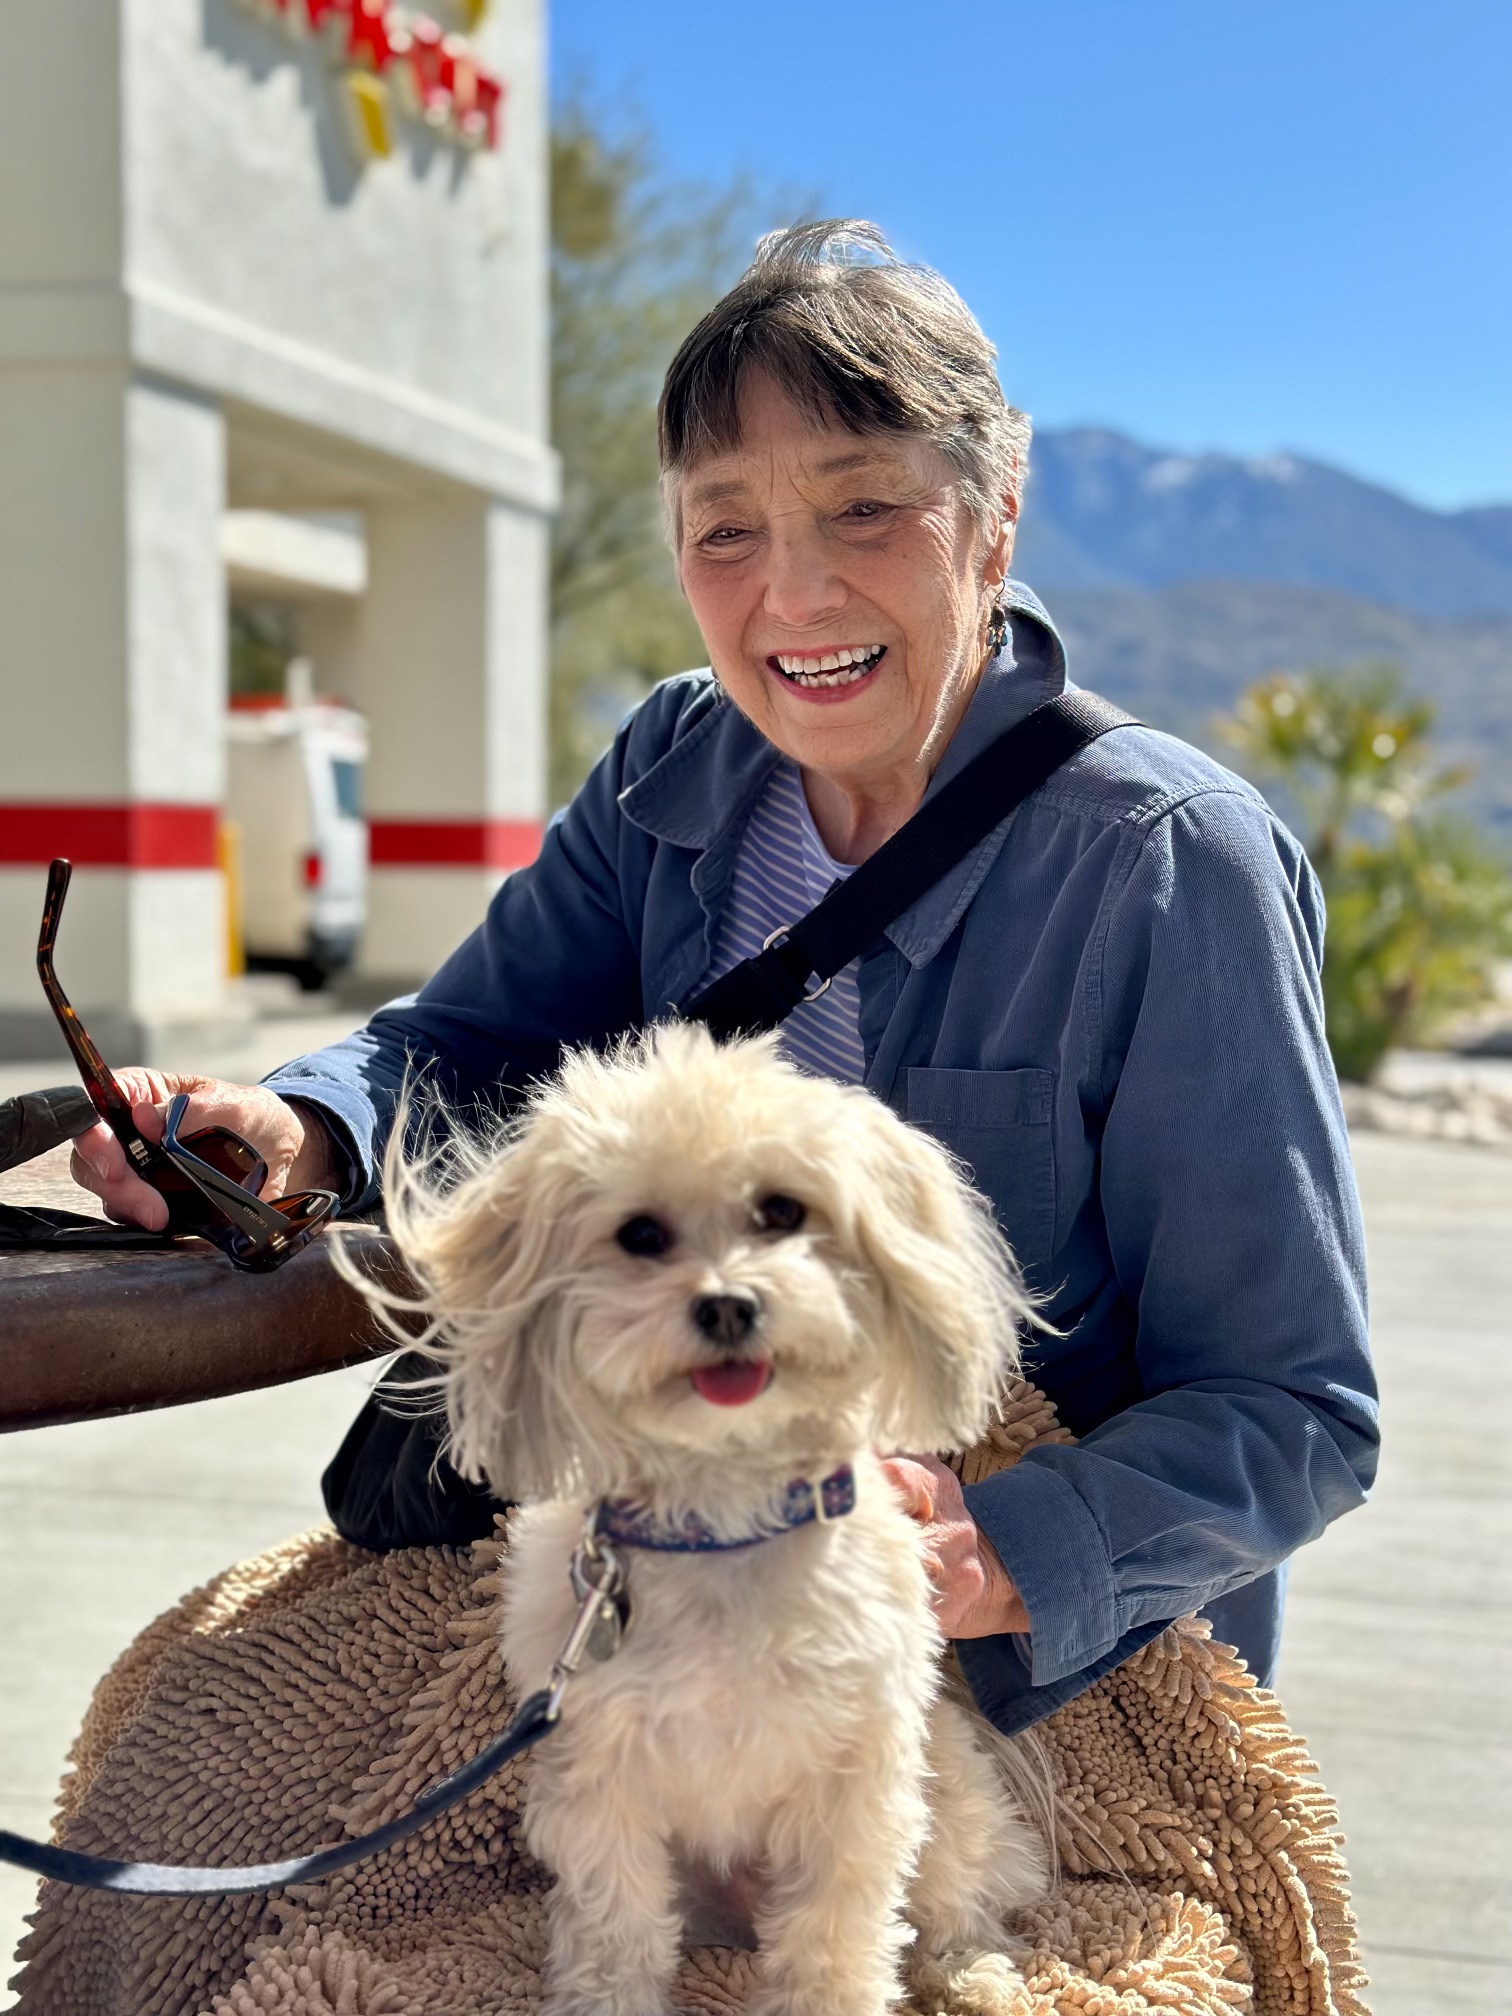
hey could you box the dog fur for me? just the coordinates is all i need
[348,1025,1052,2016]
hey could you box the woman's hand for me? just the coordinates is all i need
[881,1452,1031,1639]
[69,1071,342,1230]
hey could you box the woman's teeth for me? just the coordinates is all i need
[774,645,885,689]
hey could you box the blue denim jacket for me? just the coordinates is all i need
[267,583,1378,1736]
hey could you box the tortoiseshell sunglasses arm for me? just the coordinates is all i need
[36,858,162,1181]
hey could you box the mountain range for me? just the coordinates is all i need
[1013,430,1512,835]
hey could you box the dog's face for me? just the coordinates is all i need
[565,1145,875,1459]
[374,1027,1032,1505]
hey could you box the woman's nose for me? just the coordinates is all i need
[761,524,846,630]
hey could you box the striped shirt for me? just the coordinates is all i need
[705,758,866,1083]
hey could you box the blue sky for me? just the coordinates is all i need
[550,0,1511,512]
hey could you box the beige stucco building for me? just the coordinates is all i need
[0,0,554,1061]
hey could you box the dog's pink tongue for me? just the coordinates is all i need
[690,1360,772,1406]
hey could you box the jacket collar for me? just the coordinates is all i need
[618,579,1069,968]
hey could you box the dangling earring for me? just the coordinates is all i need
[985,597,1010,654]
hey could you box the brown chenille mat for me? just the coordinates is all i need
[10,1379,1368,2015]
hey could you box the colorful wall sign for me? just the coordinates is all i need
[234,0,506,160]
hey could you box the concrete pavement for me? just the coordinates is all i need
[0,1032,1508,2012]
[1275,1130,1512,2014]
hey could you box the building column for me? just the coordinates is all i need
[352,495,548,991]
[0,367,242,1065]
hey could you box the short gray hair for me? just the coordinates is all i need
[658,220,1030,535]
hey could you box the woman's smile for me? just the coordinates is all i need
[766,644,888,702]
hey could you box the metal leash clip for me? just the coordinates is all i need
[548,1526,631,1713]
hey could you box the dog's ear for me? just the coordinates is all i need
[835,1096,1034,1453]
[333,1100,588,1502]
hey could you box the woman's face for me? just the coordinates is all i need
[674,374,1013,791]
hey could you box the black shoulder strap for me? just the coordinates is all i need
[682,691,1137,1041]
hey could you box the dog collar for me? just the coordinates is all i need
[594,1464,857,1553]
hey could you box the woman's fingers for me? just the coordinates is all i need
[67,1068,176,1228]
[131,1098,167,1144]
[71,1120,126,1188]
[70,1126,170,1230]
[880,1451,1030,1638]
[879,1454,938,1525]
[65,1071,309,1228]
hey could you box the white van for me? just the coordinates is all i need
[226,671,368,991]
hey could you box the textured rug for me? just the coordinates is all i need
[11,1380,1368,2015]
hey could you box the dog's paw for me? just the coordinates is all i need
[541,1968,674,2016]
[541,1994,669,2016]
[744,1995,893,2016]
[905,1946,1033,2016]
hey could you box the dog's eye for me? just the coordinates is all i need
[755,1194,807,1234]
[615,1213,675,1258]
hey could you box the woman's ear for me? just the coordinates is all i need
[985,484,1018,594]
[834,1096,1032,1453]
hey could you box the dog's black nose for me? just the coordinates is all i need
[692,1293,760,1345]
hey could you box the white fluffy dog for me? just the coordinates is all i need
[359,1024,1051,2016]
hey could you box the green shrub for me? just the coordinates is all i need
[1217,665,1512,1081]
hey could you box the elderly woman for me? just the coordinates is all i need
[74,222,1377,1735]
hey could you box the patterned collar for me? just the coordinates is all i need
[594,1465,857,1553]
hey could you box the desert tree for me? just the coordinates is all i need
[1219,664,1512,1080]
[549,101,771,803]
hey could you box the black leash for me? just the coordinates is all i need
[0,1530,629,1896]
[0,1692,558,1897]
[683,691,1136,1039]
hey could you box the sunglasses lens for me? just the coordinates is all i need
[223,1191,336,1273]
[180,1125,268,1194]
[153,1115,277,1246]
[152,1162,224,1231]
[152,1145,264,1237]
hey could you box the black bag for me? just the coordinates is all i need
[0,1204,169,1252]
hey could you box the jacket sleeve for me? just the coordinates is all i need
[262,697,663,1212]
[959,789,1379,1692]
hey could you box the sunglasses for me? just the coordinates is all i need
[37,858,337,1272]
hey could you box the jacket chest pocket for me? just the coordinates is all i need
[903,1066,1058,1271]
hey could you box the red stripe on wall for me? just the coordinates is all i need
[0,804,220,869]
[0,809,545,873]
[367,818,543,871]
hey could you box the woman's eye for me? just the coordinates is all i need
[840,500,890,523]
[700,525,752,548]
[755,1194,807,1234]
[615,1214,675,1258]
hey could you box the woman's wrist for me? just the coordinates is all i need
[971,1531,1031,1638]
[284,1099,345,1198]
